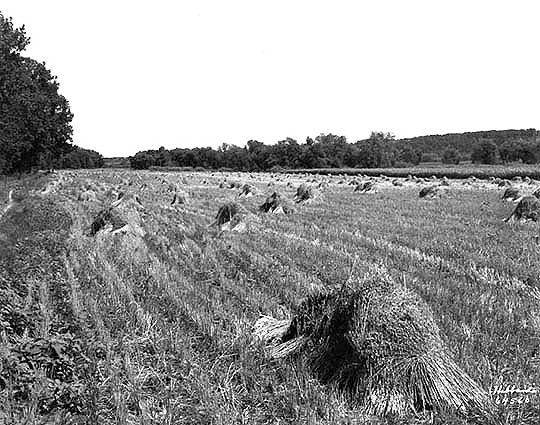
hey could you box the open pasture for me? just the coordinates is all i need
[1,169,540,424]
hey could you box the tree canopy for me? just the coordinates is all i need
[471,140,499,165]
[442,148,461,165]
[0,12,76,173]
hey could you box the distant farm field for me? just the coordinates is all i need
[1,169,540,424]
[288,163,540,179]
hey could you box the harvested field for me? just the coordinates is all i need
[287,164,540,180]
[1,169,540,424]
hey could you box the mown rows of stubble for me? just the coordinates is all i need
[290,164,540,180]
[288,188,540,385]
[2,169,540,424]
[53,171,360,424]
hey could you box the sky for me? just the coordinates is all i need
[2,1,539,157]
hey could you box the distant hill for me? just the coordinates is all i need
[398,129,539,157]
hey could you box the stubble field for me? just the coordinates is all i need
[1,169,539,424]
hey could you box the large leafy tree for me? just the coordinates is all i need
[0,13,73,173]
[314,134,348,167]
[354,131,396,168]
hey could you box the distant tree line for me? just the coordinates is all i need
[130,129,540,171]
[0,12,102,174]
[130,132,416,171]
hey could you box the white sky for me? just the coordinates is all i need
[2,1,539,157]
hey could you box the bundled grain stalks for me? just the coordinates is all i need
[392,179,403,187]
[354,181,374,193]
[40,178,61,195]
[502,187,521,202]
[254,276,489,417]
[89,193,145,237]
[210,202,251,232]
[239,183,256,197]
[294,184,315,203]
[318,181,328,190]
[259,192,294,214]
[113,191,144,208]
[164,182,177,192]
[171,190,188,206]
[505,195,540,222]
[419,185,444,199]
[104,187,120,200]
[213,202,240,226]
[224,213,250,232]
[2,189,27,216]
[77,190,97,202]
[89,207,125,236]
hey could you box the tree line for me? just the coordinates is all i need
[130,132,412,171]
[130,129,540,171]
[0,13,103,174]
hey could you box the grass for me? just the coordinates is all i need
[1,170,539,423]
